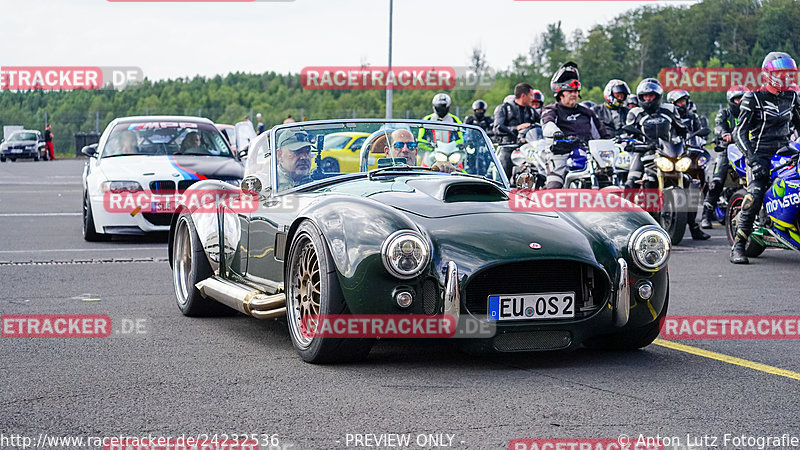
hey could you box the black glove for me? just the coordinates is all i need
[749,161,769,180]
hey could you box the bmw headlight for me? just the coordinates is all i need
[628,225,671,272]
[675,157,692,172]
[381,230,430,279]
[655,157,674,172]
[100,181,143,193]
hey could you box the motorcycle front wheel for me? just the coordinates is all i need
[660,187,687,245]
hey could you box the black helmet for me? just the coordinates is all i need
[762,52,798,90]
[666,89,691,115]
[626,96,639,108]
[550,62,581,98]
[726,85,747,107]
[603,79,630,108]
[636,78,664,114]
[432,93,452,117]
[472,99,487,111]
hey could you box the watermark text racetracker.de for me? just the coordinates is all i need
[659,66,800,91]
[661,315,800,339]
[301,314,495,339]
[300,66,495,91]
[509,433,800,449]
[1,314,146,338]
[103,189,260,215]
[509,189,663,213]
[0,66,143,91]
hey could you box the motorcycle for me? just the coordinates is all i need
[724,143,800,257]
[511,127,547,189]
[624,123,711,245]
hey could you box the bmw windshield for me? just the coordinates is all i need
[269,120,506,192]
[102,121,232,158]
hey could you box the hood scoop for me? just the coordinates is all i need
[405,178,508,203]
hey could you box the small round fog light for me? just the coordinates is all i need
[396,291,413,308]
[637,281,653,300]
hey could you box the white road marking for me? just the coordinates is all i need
[0,213,81,217]
[0,247,164,254]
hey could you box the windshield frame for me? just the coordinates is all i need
[267,119,508,193]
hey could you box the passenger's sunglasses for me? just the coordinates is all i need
[393,141,418,150]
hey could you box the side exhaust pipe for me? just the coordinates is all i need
[196,277,286,319]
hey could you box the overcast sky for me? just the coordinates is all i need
[1,0,698,81]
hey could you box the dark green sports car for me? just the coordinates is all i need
[167,120,670,363]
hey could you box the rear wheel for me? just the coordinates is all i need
[659,188,686,245]
[172,213,233,316]
[725,189,766,257]
[0,156,5,162]
[285,220,373,363]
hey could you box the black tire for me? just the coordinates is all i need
[725,189,767,258]
[0,156,5,162]
[585,288,669,350]
[319,157,339,173]
[171,213,233,316]
[285,220,374,363]
[82,193,108,242]
[33,154,40,161]
[9,157,15,162]
[660,188,687,245]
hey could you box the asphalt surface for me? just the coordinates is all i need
[1,159,799,450]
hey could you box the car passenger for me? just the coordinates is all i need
[180,132,202,153]
[384,129,456,173]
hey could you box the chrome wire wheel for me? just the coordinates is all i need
[287,234,321,350]
[173,217,192,308]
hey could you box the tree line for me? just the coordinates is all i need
[1,0,797,155]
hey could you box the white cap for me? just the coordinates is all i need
[256,113,262,118]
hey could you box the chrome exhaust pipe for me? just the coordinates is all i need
[196,277,286,319]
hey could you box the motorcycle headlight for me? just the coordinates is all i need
[655,157,674,172]
[434,152,448,162]
[381,230,430,279]
[697,155,709,167]
[100,181,143,193]
[599,150,615,167]
[675,157,692,172]
[449,153,462,164]
[628,225,671,272]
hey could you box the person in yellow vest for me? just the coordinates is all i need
[419,93,463,152]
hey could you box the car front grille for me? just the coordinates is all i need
[493,330,572,351]
[150,180,176,195]
[178,180,197,192]
[464,260,608,320]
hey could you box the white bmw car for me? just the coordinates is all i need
[82,116,244,241]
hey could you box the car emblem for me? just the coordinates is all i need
[529,242,541,249]
[172,173,181,177]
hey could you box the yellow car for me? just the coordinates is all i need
[318,132,371,172]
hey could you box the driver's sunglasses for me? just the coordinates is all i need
[393,141,418,150]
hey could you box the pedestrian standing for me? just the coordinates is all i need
[44,124,54,160]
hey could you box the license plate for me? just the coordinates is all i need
[150,199,174,213]
[487,292,575,321]
[11,149,23,154]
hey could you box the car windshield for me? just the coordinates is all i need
[102,121,231,158]
[271,120,505,192]
[9,132,37,141]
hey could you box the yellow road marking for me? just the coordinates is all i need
[653,338,800,381]
[81,298,101,302]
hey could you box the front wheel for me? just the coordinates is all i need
[725,189,766,258]
[660,188,687,245]
[82,193,108,242]
[285,220,373,363]
[172,213,233,316]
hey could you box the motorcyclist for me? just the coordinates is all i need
[625,78,709,240]
[541,62,609,189]
[464,99,494,134]
[700,85,748,228]
[667,90,709,142]
[419,93,463,151]
[626,95,639,110]
[493,83,542,178]
[531,89,545,116]
[592,79,631,135]
[730,52,800,264]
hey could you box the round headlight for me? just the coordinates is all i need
[434,152,448,162]
[381,230,430,279]
[628,225,670,272]
[675,157,692,172]
[449,153,462,164]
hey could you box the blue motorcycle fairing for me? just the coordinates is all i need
[567,147,588,172]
